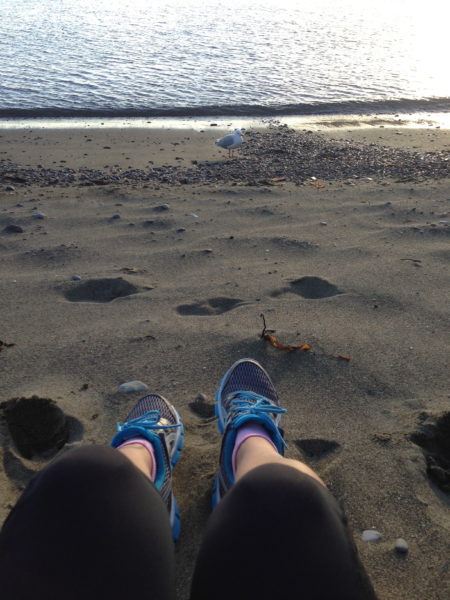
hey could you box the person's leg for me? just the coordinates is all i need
[0,393,183,600]
[191,358,377,600]
[233,425,325,486]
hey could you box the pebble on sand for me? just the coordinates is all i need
[361,530,382,542]
[32,212,46,219]
[71,274,82,281]
[118,381,149,393]
[395,538,409,554]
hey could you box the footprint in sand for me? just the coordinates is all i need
[271,276,342,299]
[142,218,174,230]
[189,399,216,419]
[177,297,247,316]
[64,277,141,303]
[0,396,83,459]
[2,449,37,488]
[295,438,341,461]
[411,412,450,495]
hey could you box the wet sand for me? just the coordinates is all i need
[0,123,449,600]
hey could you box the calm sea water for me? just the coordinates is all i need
[1,0,449,117]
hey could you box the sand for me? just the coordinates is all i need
[0,122,449,599]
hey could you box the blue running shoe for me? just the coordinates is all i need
[213,358,287,507]
[111,394,184,541]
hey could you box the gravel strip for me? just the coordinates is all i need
[1,126,448,187]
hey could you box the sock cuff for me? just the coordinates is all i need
[232,423,277,475]
[117,439,156,481]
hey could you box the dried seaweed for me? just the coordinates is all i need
[260,314,350,361]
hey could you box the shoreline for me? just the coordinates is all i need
[1,110,450,133]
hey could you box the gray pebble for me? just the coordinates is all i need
[5,185,15,191]
[395,538,409,554]
[32,212,46,219]
[361,530,382,542]
[153,204,170,212]
[118,380,149,393]
[320,221,328,226]
[71,274,81,281]
[176,227,186,233]
[111,214,121,220]
[195,393,209,403]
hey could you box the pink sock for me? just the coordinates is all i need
[117,439,156,481]
[231,423,277,476]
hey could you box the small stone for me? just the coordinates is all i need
[153,204,170,212]
[439,221,449,225]
[176,227,186,233]
[361,177,373,182]
[5,185,15,191]
[361,530,382,542]
[202,248,213,254]
[32,212,46,219]
[320,221,327,226]
[111,214,121,219]
[395,538,409,554]
[186,213,199,218]
[71,274,81,281]
[3,224,24,234]
[118,381,149,393]
[195,393,208,403]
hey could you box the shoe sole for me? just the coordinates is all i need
[167,403,184,540]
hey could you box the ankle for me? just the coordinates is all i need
[117,440,156,481]
[233,424,278,476]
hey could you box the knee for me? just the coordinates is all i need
[234,463,340,522]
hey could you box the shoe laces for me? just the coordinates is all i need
[226,391,288,450]
[116,410,182,433]
[227,391,287,421]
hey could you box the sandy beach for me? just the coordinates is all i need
[0,121,449,599]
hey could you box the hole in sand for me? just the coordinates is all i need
[295,438,341,460]
[1,396,69,459]
[289,277,342,299]
[411,412,450,495]
[177,297,246,316]
[64,278,139,303]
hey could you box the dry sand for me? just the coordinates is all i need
[0,123,449,599]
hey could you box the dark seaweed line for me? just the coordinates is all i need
[0,97,450,120]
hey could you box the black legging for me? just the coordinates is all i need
[0,446,377,600]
